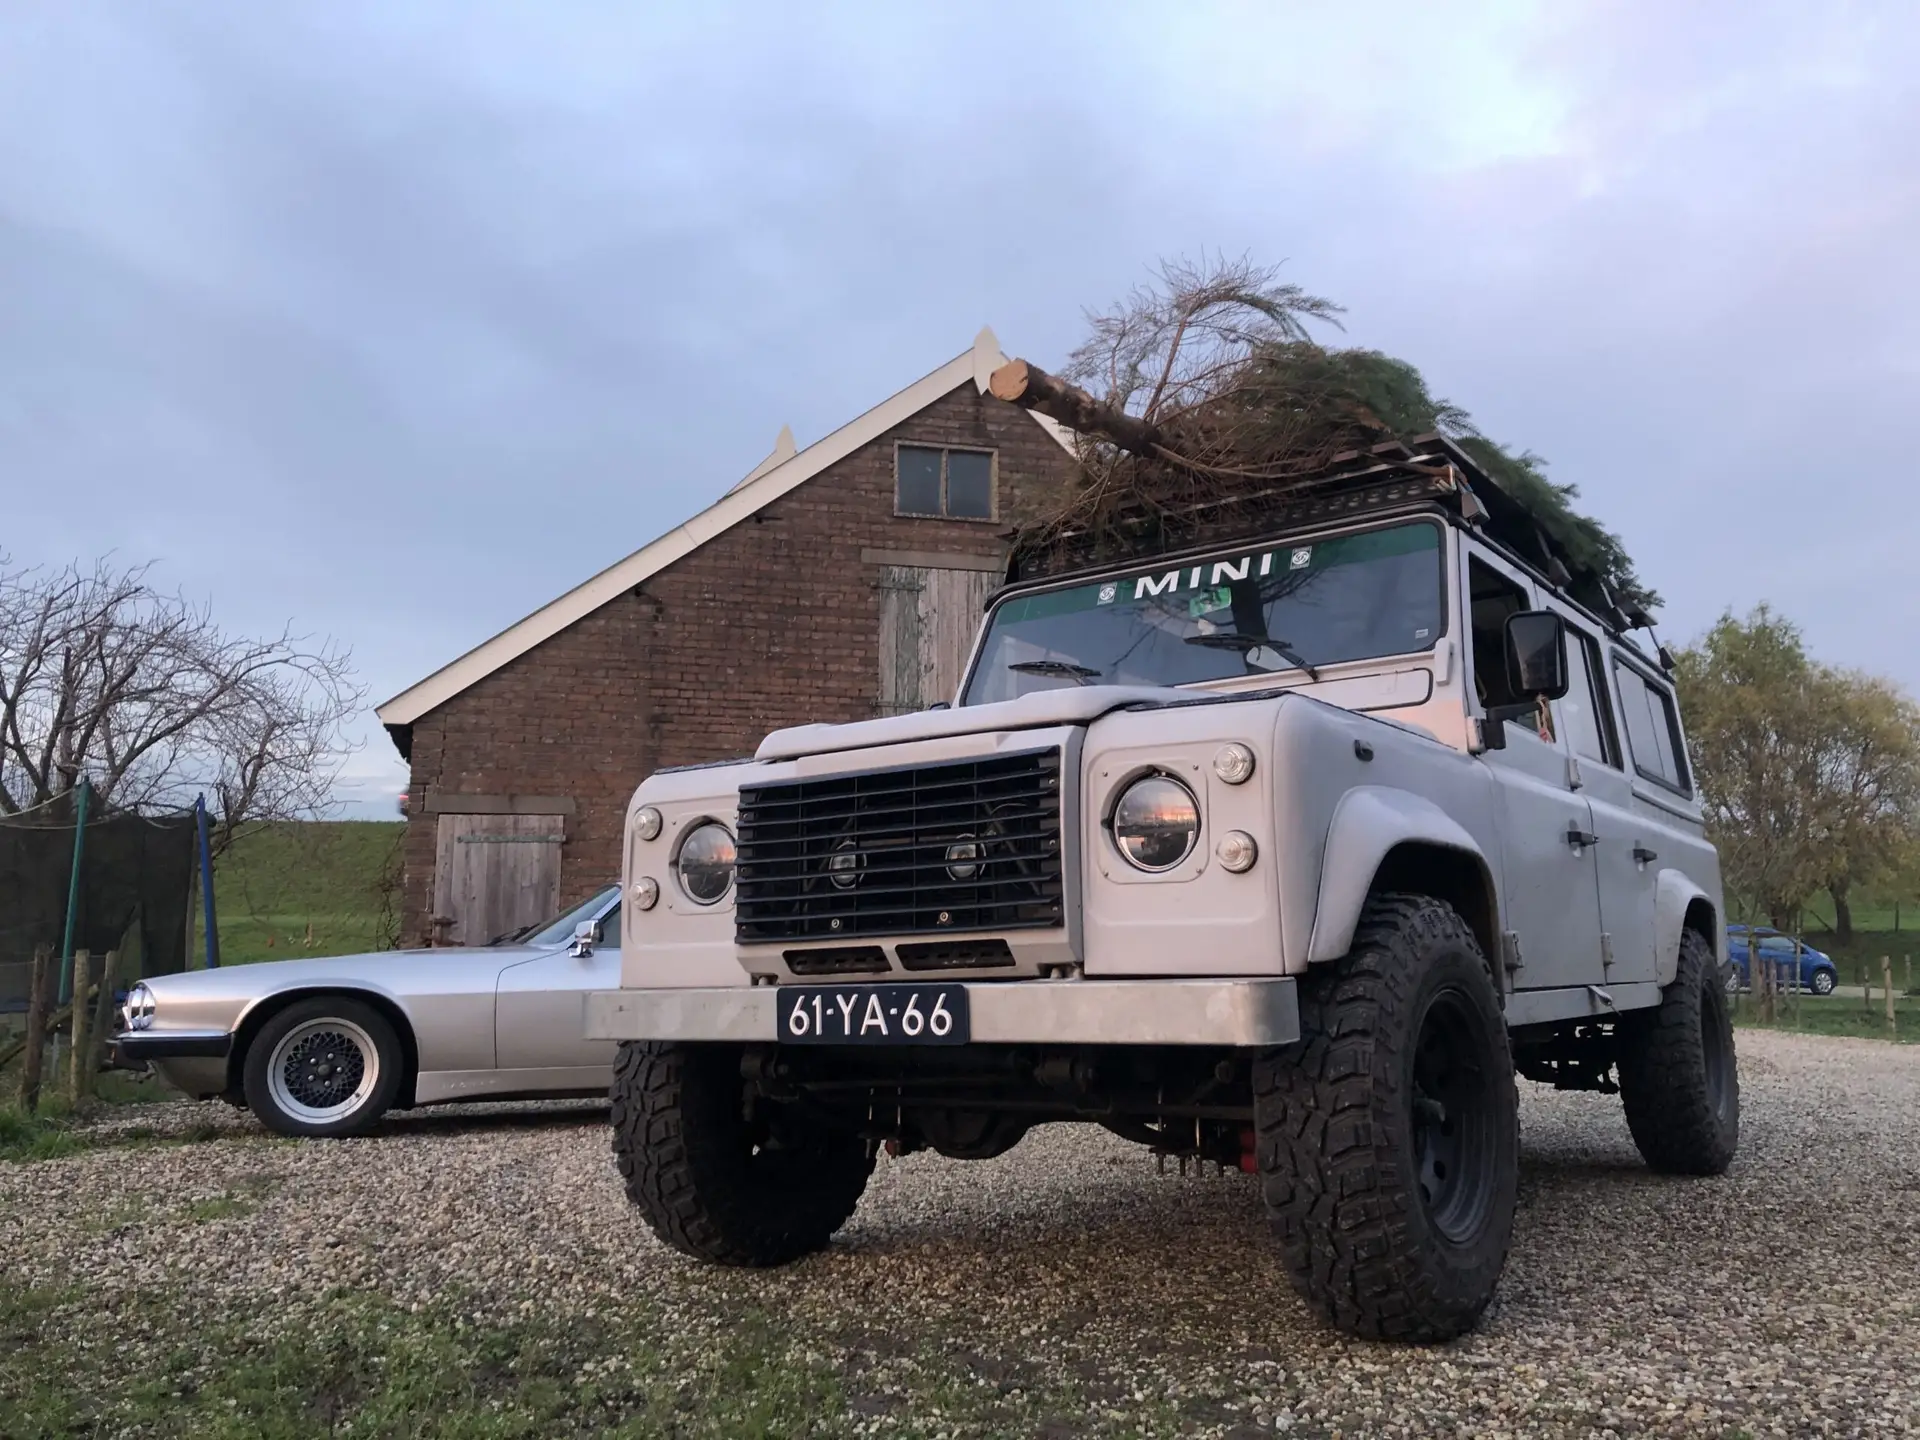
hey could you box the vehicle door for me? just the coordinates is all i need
[1463,546,1606,991]
[494,894,622,1073]
[1608,649,1710,980]
[1540,600,1657,987]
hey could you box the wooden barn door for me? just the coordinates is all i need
[431,814,565,946]
[878,565,999,715]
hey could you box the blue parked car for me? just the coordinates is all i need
[1725,925,1838,995]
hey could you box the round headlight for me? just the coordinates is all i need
[1111,775,1201,872]
[675,822,736,905]
[126,983,155,1031]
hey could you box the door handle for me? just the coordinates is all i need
[1566,825,1598,849]
[1632,845,1658,865]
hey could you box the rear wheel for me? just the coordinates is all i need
[1617,928,1739,1175]
[242,997,402,1138]
[611,1041,873,1266]
[1254,893,1518,1342]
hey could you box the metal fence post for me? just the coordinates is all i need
[57,778,90,1004]
[196,794,220,968]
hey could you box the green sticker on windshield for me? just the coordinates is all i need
[1187,586,1231,617]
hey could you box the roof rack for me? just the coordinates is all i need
[1009,433,1638,633]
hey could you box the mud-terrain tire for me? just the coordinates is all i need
[1253,892,1518,1342]
[241,996,403,1139]
[610,1041,873,1266]
[1616,928,1739,1176]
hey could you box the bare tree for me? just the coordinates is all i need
[0,555,363,851]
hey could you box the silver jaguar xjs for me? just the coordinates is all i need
[109,885,622,1137]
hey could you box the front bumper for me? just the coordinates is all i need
[107,1030,233,1095]
[585,978,1299,1047]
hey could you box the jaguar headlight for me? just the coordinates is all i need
[674,822,737,905]
[125,983,155,1031]
[1111,775,1201,872]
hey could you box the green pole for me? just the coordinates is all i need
[58,777,90,1005]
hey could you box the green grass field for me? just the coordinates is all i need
[1731,993,1918,1044]
[202,821,402,966]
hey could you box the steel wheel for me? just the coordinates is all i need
[1409,986,1501,1246]
[266,1017,380,1125]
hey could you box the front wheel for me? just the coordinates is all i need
[1809,968,1836,997]
[1254,893,1518,1343]
[241,997,403,1138]
[611,1041,873,1267]
[1616,928,1739,1175]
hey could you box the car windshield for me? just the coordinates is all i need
[500,885,621,946]
[962,520,1444,705]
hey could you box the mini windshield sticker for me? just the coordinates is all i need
[1415,627,1431,640]
[996,522,1440,623]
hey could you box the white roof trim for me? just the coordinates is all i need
[377,328,1076,729]
[728,424,796,494]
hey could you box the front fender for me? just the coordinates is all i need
[1306,785,1494,964]
[1654,869,1719,986]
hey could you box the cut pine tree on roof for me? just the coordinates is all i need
[988,256,1655,623]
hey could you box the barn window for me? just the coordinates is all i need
[896,445,995,520]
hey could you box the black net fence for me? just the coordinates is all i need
[0,796,197,1016]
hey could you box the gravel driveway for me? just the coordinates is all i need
[4,1028,1917,1438]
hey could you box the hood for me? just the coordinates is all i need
[756,684,1178,761]
[137,944,531,995]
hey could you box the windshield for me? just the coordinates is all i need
[963,520,1445,704]
[502,885,622,947]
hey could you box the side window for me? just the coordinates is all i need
[1557,626,1619,767]
[1467,557,1529,714]
[1613,659,1691,792]
[598,904,621,949]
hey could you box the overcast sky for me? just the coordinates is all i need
[3,2,1914,818]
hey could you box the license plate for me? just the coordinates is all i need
[776,983,970,1045]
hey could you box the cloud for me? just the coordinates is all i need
[1,0,1913,816]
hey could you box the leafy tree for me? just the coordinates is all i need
[1674,606,1920,944]
[1807,674,1920,940]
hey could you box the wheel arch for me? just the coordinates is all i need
[1307,786,1499,968]
[226,987,422,1108]
[1658,874,1722,987]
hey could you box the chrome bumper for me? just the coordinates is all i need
[585,978,1300,1047]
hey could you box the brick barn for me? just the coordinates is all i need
[377,330,1078,947]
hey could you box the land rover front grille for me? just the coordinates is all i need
[735,749,1065,943]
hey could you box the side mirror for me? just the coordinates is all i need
[569,920,599,958]
[1503,611,1569,700]
[1477,611,1570,751]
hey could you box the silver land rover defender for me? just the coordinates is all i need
[586,435,1737,1342]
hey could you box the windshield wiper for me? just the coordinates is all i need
[1184,632,1321,681]
[1008,659,1103,686]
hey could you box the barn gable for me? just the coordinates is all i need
[383,330,1080,946]
[376,327,1071,753]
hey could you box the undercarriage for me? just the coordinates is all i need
[738,1041,1257,1168]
